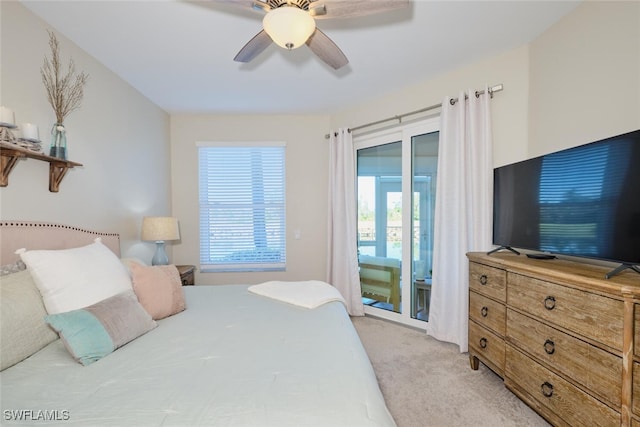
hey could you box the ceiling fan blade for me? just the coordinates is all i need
[311,0,410,19]
[234,30,272,63]
[214,0,270,13]
[305,28,348,70]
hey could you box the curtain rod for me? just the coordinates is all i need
[325,83,503,139]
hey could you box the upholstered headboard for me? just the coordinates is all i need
[0,221,121,265]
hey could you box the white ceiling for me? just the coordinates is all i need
[21,0,581,115]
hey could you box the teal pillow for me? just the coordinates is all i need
[45,290,157,366]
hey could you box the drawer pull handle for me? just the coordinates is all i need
[543,339,555,355]
[544,296,556,310]
[479,274,488,285]
[479,337,487,349]
[541,382,554,398]
[481,306,488,317]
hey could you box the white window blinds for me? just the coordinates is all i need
[198,142,286,272]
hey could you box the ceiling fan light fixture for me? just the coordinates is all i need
[262,6,316,50]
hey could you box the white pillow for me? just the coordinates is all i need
[18,240,132,314]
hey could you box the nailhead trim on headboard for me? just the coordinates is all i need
[0,221,120,237]
[0,221,121,264]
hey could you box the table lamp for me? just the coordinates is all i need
[141,216,180,265]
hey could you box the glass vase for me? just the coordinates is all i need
[49,123,67,160]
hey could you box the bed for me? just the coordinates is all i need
[0,221,395,426]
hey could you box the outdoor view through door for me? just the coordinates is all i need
[356,123,438,325]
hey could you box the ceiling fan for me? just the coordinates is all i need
[219,0,410,70]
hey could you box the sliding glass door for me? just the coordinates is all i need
[356,119,439,328]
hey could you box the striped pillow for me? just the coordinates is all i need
[45,290,157,366]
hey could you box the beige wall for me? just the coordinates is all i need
[331,46,532,168]
[171,2,640,284]
[0,2,171,261]
[528,1,640,156]
[4,1,637,277]
[331,1,640,168]
[170,114,330,285]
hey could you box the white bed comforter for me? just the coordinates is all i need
[1,285,395,427]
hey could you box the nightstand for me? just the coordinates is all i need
[176,265,195,286]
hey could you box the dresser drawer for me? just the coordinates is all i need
[469,319,505,375]
[469,290,506,336]
[634,305,640,357]
[180,269,194,286]
[632,362,640,416]
[506,346,619,427]
[508,273,624,350]
[176,265,195,286]
[507,309,621,407]
[469,262,506,302]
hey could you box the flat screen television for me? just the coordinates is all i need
[491,129,640,279]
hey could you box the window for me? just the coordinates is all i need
[198,142,286,272]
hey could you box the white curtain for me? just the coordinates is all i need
[427,87,494,352]
[327,128,364,316]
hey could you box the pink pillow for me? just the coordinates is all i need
[130,263,186,320]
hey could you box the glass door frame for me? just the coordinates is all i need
[378,178,401,259]
[354,117,440,330]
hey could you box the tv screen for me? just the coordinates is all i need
[493,129,640,267]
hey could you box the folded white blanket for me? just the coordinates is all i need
[248,280,346,309]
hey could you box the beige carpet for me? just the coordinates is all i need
[352,315,550,427]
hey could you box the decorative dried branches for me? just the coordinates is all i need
[41,31,88,124]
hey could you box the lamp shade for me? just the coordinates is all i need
[263,6,316,50]
[141,217,180,242]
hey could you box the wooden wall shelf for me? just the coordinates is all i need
[0,141,82,192]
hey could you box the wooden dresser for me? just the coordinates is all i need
[467,252,640,427]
